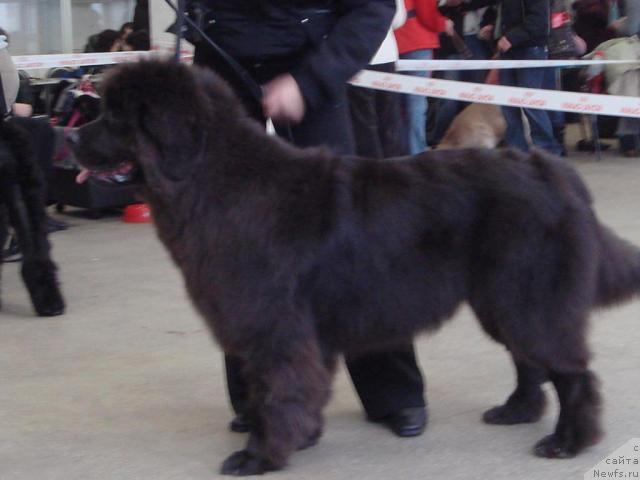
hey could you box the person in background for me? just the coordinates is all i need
[123,29,151,51]
[542,0,586,156]
[572,0,619,53]
[119,22,135,42]
[84,29,122,53]
[465,0,562,155]
[133,0,150,33]
[610,0,639,35]
[431,0,494,146]
[610,0,640,156]
[0,28,66,237]
[394,0,454,154]
[347,0,408,158]
[184,0,428,438]
[1,30,64,262]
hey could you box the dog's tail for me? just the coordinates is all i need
[595,225,640,307]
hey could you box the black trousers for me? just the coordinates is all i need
[195,48,425,421]
[347,62,408,158]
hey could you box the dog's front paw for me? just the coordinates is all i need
[34,285,65,317]
[533,434,578,459]
[220,450,277,476]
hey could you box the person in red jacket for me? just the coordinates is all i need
[394,0,454,154]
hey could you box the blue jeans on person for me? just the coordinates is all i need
[499,46,562,155]
[432,35,492,145]
[541,66,565,132]
[399,49,432,154]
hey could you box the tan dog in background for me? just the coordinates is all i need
[437,102,507,149]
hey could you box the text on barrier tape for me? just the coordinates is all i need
[350,70,640,118]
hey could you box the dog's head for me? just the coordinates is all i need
[70,60,241,187]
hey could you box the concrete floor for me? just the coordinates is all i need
[1,146,639,480]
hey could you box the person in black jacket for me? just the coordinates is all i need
[179,0,427,439]
[464,0,562,154]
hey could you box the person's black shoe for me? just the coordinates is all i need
[46,216,69,233]
[2,236,21,263]
[378,407,427,438]
[229,413,252,433]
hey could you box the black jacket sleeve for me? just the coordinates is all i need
[290,0,395,110]
[504,0,550,48]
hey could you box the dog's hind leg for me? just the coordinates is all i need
[469,303,547,425]
[220,334,332,476]
[483,357,547,425]
[534,370,602,458]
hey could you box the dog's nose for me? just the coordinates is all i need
[66,130,80,146]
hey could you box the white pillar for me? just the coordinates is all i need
[60,0,73,53]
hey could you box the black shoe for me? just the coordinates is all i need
[378,407,427,438]
[46,216,69,233]
[2,236,21,263]
[229,413,252,433]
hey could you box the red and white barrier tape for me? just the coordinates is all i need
[350,70,640,118]
[397,58,640,71]
[10,51,640,118]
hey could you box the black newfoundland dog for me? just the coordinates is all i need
[70,61,640,476]
[0,119,65,317]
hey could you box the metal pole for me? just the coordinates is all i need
[174,0,184,62]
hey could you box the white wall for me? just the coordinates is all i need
[1,0,135,55]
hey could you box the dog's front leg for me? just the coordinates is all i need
[220,335,331,476]
[5,184,64,316]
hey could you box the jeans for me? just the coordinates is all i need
[399,49,432,154]
[541,66,565,132]
[499,47,562,155]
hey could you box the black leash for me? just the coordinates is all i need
[0,74,7,119]
[162,0,263,103]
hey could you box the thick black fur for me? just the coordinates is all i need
[0,119,65,317]
[71,61,640,475]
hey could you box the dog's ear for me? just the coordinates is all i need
[136,109,204,182]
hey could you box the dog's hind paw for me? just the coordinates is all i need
[533,434,578,459]
[483,392,546,425]
[220,450,277,476]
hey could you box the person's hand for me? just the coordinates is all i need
[609,16,627,32]
[497,36,512,53]
[478,25,494,41]
[262,74,306,123]
[12,103,33,117]
[444,19,455,37]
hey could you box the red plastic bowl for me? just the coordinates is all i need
[123,203,152,223]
